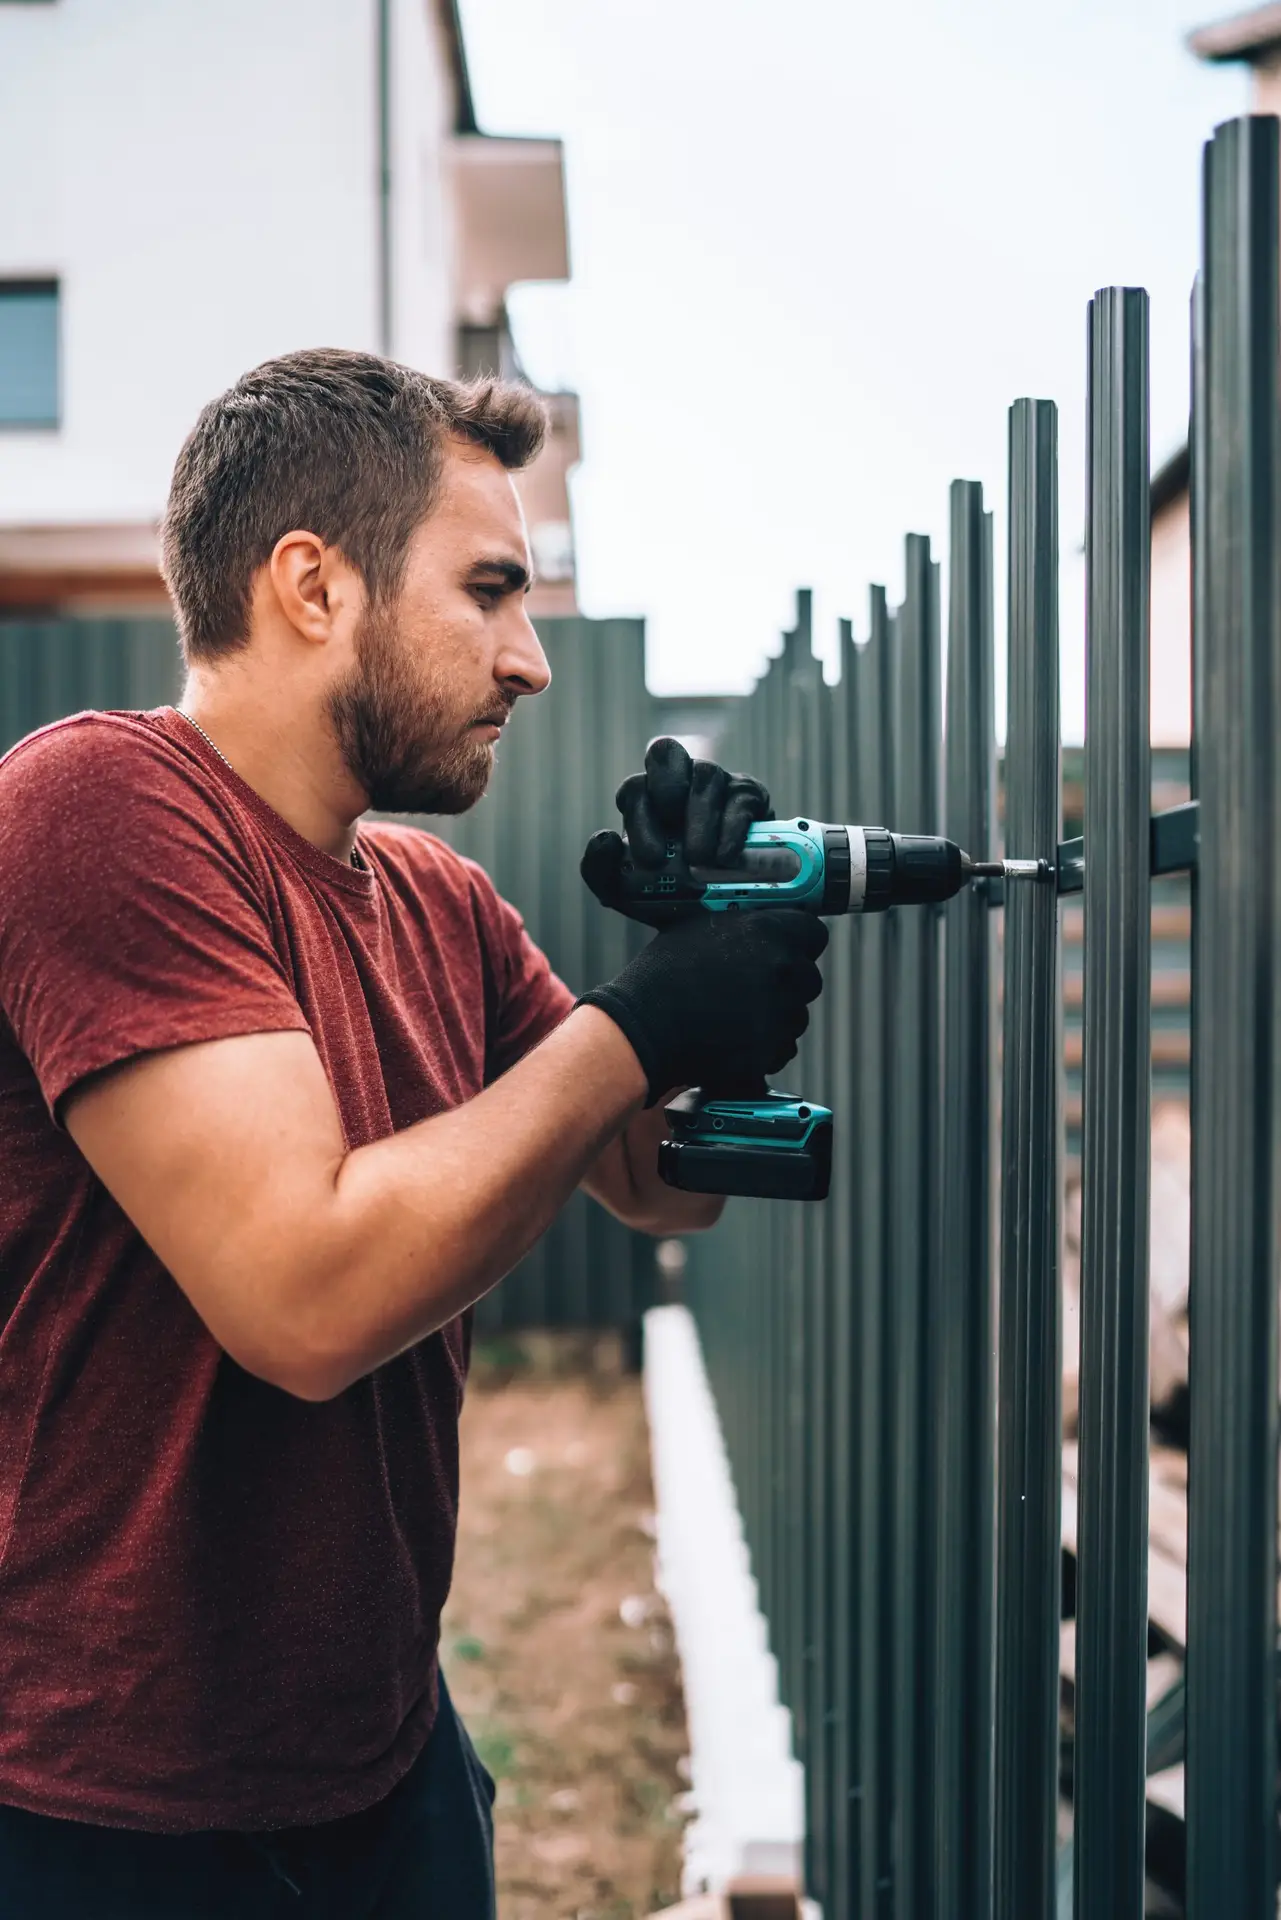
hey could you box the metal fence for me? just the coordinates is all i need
[429,614,664,1334]
[0,610,665,1335]
[683,114,1279,1919]
[0,616,182,746]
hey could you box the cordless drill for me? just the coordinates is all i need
[610,816,1046,1202]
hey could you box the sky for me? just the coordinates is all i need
[458,0,1246,734]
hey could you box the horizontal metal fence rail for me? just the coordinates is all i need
[686,113,1275,1920]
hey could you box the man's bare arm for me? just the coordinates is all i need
[580,1103,724,1235]
[65,1009,645,1403]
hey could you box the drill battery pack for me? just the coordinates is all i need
[658,1090,834,1203]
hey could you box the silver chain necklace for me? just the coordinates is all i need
[175,708,366,872]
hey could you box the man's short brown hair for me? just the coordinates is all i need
[161,348,548,664]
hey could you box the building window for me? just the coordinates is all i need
[0,280,60,428]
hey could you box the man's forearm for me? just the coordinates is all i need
[287,1007,646,1397]
[613,1101,725,1234]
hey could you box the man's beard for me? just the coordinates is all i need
[326,601,509,815]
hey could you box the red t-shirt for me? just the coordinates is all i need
[0,707,574,1832]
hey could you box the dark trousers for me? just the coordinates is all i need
[0,1677,495,1919]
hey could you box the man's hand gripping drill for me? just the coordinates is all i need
[577,737,1048,1202]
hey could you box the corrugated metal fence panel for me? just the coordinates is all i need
[433,615,664,1334]
[0,617,182,753]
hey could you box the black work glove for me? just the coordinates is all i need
[580,736,773,912]
[577,907,829,1106]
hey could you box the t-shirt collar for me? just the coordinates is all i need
[156,707,377,897]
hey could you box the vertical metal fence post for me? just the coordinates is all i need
[810,644,838,1919]
[781,600,812,1784]
[761,649,787,1652]
[853,587,894,1919]
[1074,287,1152,1920]
[785,593,831,1901]
[932,481,997,1920]
[1186,113,1281,1920]
[829,615,860,1920]
[890,534,943,1915]
[994,399,1063,1920]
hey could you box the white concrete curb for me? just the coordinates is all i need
[642,1302,806,1897]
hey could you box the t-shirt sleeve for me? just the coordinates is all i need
[464,866,574,1082]
[0,719,310,1120]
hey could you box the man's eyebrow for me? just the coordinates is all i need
[466,556,533,593]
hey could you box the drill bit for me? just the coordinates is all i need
[962,855,1054,882]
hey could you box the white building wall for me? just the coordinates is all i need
[389,0,458,375]
[0,0,457,528]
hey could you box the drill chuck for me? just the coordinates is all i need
[839,827,969,911]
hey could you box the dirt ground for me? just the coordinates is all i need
[441,1333,689,1920]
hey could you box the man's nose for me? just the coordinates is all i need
[497,609,552,698]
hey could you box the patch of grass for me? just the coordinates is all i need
[446,1363,688,1915]
[471,1336,532,1379]
[471,1720,518,1780]
[627,1775,683,1831]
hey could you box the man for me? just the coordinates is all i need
[0,349,826,1917]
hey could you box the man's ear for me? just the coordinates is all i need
[267,530,361,647]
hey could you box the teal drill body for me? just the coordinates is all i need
[614,817,1032,1202]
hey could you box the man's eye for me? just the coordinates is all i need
[472,584,502,607]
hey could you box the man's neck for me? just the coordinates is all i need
[178,674,364,865]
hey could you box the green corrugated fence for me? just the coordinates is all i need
[428,615,665,1334]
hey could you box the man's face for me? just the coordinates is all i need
[327,440,550,814]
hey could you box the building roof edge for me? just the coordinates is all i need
[1188,3,1281,63]
[441,0,478,133]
